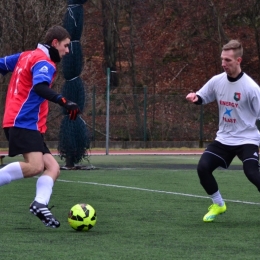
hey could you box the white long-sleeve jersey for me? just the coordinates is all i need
[196,72,260,146]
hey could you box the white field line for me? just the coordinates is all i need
[57,179,260,206]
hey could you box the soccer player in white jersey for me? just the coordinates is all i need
[186,39,260,222]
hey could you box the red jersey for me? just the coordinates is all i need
[2,45,56,133]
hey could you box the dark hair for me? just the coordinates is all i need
[222,39,243,57]
[44,25,71,46]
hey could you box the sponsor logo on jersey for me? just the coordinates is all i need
[234,92,241,101]
[223,107,236,123]
[224,108,232,117]
[39,66,48,73]
[219,100,238,108]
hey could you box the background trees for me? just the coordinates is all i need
[83,0,260,142]
[0,0,66,142]
[0,0,259,143]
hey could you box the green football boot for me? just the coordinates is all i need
[203,203,226,222]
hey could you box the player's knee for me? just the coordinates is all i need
[27,163,44,176]
[197,159,210,177]
[33,164,45,175]
[243,160,260,190]
[243,160,258,176]
[46,162,60,180]
[55,167,60,179]
[52,162,60,177]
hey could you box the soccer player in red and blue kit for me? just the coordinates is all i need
[0,25,80,228]
[186,40,260,222]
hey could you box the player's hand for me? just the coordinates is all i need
[58,97,80,120]
[186,93,198,103]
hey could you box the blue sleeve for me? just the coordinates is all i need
[31,61,56,86]
[0,53,21,75]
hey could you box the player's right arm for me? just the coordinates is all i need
[186,93,203,104]
[186,93,198,102]
[0,53,21,75]
[186,75,219,105]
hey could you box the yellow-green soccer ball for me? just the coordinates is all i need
[68,203,97,231]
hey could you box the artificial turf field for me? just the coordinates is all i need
[1,154,260,260]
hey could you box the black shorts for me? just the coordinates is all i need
[4,127,51,157]
[203,140,259,168]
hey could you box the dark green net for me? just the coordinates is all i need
[58,0,90,167]
[61,77,86,112]
[58,116,91,164]
[62,41,83,80]
[63,5,84,41]
[68,0,88,5]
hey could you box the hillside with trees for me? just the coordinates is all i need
[0,0,260,144]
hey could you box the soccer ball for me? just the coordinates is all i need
[68,203,97,231]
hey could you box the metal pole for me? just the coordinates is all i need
[199,105,204,148]
[106,68,110,155]
[92,85,96,142]
[143,86,147,142]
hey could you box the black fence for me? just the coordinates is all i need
[0,83,221,147]
[84,86,219,144]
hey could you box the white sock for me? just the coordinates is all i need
[211,190,224,206]
[0,162,23,186]
[35,175,54,205]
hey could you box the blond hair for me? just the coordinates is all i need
[222,40,243,58]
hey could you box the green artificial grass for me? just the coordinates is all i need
[0,155,259,260]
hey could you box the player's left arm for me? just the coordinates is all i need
[33,82,60,102]
[32,61,62,102]
[250,86,260,119]
[32,61,80,120]
[33,82,80,120]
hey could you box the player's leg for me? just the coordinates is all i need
[0,161,24,186]
[197,151,227,222]
[34,153,60,205]
[198,141,233,222]
[29,144,60,228]
[21,152,44,177]
[0,128,44,186]
[197,152,221,195]
[237,144,260,191]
